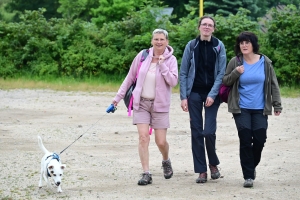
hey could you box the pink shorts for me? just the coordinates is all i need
[133,97,170,129]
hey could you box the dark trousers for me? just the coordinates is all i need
[188,92,220,173]
[233,109,268,179]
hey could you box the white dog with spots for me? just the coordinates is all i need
[38,136,66,193]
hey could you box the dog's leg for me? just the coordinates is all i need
[42,171,51,188]
[57,185,62,193]
[39,168,44,188]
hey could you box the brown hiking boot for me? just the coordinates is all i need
[209,164,220,180]
[162,159,173,179]
[196,172,207,183]
[137,173,152,185]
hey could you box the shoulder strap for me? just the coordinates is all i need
[189,39,196,62]
[135,49,149,80]
[141,49,149,62]
[190,39,196,54]
[213,37,221,56]
[236,56,242,65]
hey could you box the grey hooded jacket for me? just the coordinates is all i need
[180,36,227,100]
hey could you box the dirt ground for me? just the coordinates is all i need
[0,89,299,200]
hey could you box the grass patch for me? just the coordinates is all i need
[280,86,300,98]
[0,77,299,97]
[0,77,122,92]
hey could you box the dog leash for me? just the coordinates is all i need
[59,105,116,155]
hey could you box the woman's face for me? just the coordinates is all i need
[198,18,215,37]
[239,40,253,55]
[151,33,168,52]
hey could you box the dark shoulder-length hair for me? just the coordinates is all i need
[234,31,260,55]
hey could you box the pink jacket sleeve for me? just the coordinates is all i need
[113,51,144,103]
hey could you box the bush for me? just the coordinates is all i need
[0,6,299,86]
[263,5,300,85]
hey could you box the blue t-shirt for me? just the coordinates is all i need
[239,56,265,109]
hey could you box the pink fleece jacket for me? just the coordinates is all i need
[114,45,178,112]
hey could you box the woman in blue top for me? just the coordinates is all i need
[223,31,283,188]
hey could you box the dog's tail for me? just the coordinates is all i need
[38,135,49,154]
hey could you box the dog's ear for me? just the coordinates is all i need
[48,165,54,170]
[61,164,66,170]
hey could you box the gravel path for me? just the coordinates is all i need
[0,89,299,200]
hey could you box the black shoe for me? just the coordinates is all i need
[162,159,173,179]
[138,173,152,185]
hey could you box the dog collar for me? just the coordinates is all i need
[46,153,60,177]
[46,153,60,162]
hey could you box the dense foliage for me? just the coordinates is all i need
[2,0,300,23]
[260,5,300,85]
[0,5,299,85]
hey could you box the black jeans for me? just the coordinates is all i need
[233,109,268,179]
[188,92,221,173]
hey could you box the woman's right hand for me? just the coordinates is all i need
[112,100,118,107]
[236,65,244,74]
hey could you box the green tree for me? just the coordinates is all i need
[193,0,300,19]
[5,0,61,21]
[273,0,300,6]
[213,8,258,59]
[96,5,171,74]
[255,0,300,19]
[91,0,146,27]
[262,4,300,85]
[58,0,88,21]
[57,0,99,21]
[205,0,242,16]
[159,0,189,21]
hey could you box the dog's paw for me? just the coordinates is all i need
[57,186,62,193]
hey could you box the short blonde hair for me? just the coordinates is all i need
[152,29,168,39]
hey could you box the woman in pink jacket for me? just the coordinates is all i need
[112,29,178,186]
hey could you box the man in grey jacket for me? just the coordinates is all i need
[180,16,226,183]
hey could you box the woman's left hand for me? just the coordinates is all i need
[274,111,281,116]
[158,55,165,65]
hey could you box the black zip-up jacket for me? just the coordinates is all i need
[192,37,216,94]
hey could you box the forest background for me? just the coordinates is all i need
[0,0,299,89]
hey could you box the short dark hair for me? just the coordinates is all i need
[198,16,216,28]
[234,31,260,55]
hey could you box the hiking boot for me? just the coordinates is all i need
[162,159,173,179]
[209,164,221,179]
[137,173,152,185]
[243,178,254,188]
[196,172,207,183]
